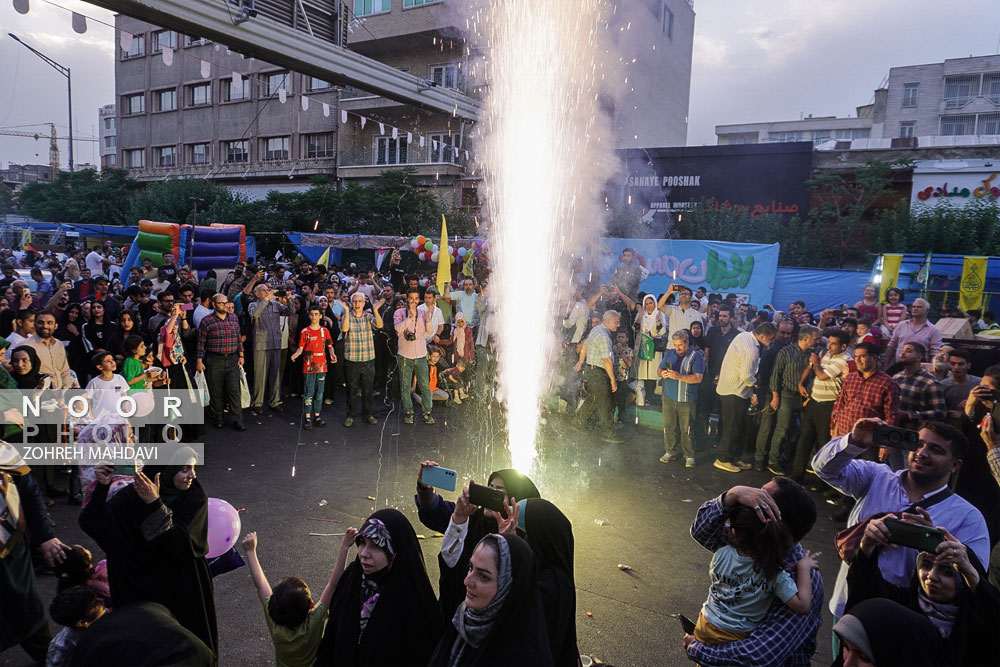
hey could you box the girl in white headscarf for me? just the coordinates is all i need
[633,294,668,406]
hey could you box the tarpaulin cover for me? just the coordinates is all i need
[772,267,872,314]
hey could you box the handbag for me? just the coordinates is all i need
[834,487,952,564]
[638,334,655,361]
[653,335,670,352]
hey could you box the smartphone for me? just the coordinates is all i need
[275,290,287,298]
[180,303,194,311]
[671,613,696,634]
[420,464,457,492]
[468,482,507,518]
[884,517,945,552]
[114,463,137,476]
[872,424,920,451]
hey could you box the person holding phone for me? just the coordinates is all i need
[812,417,990,648]
[845,518,999,666]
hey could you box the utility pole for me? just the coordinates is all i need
[9,33,74,172]
[190,197,205,225]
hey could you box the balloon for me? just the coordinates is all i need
[207,498,241,559]
[427,243,436,253]
[417,235,426,245]
[458,247,467,257]
[133,391,155,418]
[452,247,458,256]
[450,255,456,264]
[413,246,421,255]
[483,241,490,252]
[431,252,439,262]
[421,251,430,261]
[410,239,419,248]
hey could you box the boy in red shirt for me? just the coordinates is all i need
[290,305,337,429]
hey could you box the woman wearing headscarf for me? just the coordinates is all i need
[845,520,999,666]
[57,303,90,384]
[688,320,706,351]
[415,466,540,619]
[832,598,942,667]
[8,345,63,502]
[0,442,71,663]
[633,294,668,407]
[428,533,552,667]
[78,448,218,658]
[315,508,443,666]
[82,300,117,355]
[516,499,578,667]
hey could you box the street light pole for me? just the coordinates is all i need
[8,32,74,172]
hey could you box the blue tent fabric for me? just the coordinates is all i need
[771,266,871,314]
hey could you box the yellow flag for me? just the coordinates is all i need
[462,252,475,278]
[879,254,902,303]
[959,256,988,311]
[436,215,451,294]
[316,247,330,268]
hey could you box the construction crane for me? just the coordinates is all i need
[0,123,98,176]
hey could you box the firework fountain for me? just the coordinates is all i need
[472,0,617,472]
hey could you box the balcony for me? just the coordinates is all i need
[337,142,465,180]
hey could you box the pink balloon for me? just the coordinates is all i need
[207,497,241,558]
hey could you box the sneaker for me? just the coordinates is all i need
[736,461,753,470]
[323,398,334,405]
[713,459,741,473]
[270,404,284,413]
[364,416,378,425]
[767,465,788,476]
[453,396,463,405]
[343,417,354,427]
[303,418,313,430]
[403,413,415,425]
[659,453,681,464]
[314,417,326,428]
[685,457,697,468]
[252,405,264,415]
[423,414,436,425]
[603,431,626,444]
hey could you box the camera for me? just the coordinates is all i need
[274,289,287,297]
[872,424,920,451]
[404,330,417,342]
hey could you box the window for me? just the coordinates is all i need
[121,35,144,59]
[835,128,870,140]
[899,121,915,139]
[154,89,177,112]
[103,117,115,131]
[154,146,177,167]
[189,143,211,165]
[124,149,145,169]
[304,133,336,158]
[375,136,407,165]
[978,113,1000,136]
[123,93,145,115]
[187,83,211,106]
[940,115,975,135]
[104,136,116,149]
[430,64,460,89]
[223,140,249,163]
[355,0,390,15]
[262,137,290,161]
[811,131,831,145]
[768,131,802,143]
[985,74,1000,104]
[307,77,332,91]
[102,154,116,167]
[944,75,978,108]
[404,0,439,6]
[261,71,290,97]
[223,76,250,102]
[429,132,461,163]
[152,30,177,52]
[662,4,674,38]
[902,83,919,107]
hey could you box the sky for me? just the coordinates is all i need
[1,0,1000,167]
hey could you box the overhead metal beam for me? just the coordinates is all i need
[84,0,480,122]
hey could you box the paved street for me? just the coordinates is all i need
[5,395,843,667]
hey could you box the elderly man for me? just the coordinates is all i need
[885,298,942,365]
[714,323,778,473]
[658,329,705,467]
[197,293,245,430]
[248,283,292,415]
[573,309,625,444]
[340,292,384,427]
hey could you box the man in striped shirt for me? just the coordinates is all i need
[573,310,624,444]
[790,330,850,482]
[658,329,705,467]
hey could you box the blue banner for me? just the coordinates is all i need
[596,238,780,306]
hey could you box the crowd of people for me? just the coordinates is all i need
[1,243,1000,665]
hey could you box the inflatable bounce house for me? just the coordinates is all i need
[121,220,246,284]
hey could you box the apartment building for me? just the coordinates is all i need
[114,14,340,199]
[715,110,873,146]
[881,54,1000,140]
[98,104,117,169]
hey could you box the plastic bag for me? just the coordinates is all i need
[638,334,655,361]
[194,370,211,407]
[239,367,251,409]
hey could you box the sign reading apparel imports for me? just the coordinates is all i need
[911,159,1000,209]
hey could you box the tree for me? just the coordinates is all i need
[17,168,136,224]
[0,181,12,215]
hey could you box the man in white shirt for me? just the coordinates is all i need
[452,278,480,329]
[658,283,704,339]
[715,322,778,473]
[562,286,590,345]
[85,245,105,276]
[418,287,446,344]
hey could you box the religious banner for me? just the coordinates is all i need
[879,254,903,302]
[959,256,988,311]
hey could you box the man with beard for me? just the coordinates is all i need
[813,418,989,636]
[196,294,246,431]
[221,261,250,300]
[28,310,74,389]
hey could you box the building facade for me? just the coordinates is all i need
[98,103,117,169]
[1,163,54,192]
[716,109,873,146]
